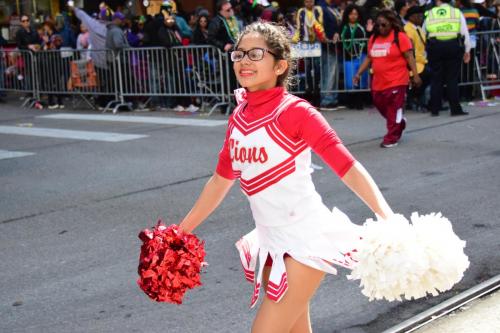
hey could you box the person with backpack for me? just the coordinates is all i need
[353,9,421,148]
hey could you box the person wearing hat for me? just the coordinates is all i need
[99,2,114,21]
[69,3,114,108]
[162,0,193,40]
[105,11,129,54]
[404,5,430,110]
[473,0,497,19]
[423,0,471,116]
[106,11,135,109]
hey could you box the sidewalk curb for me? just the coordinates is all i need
[382,274,500,333]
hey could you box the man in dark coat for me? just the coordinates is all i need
[207,0,239,52]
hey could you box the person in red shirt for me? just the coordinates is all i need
[353,10,422,148]
[179,22,395,332]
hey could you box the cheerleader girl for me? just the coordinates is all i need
[179,22,394,333]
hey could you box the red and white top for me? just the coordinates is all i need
[217,87,361,307]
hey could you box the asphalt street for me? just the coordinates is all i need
[0,100,499,333]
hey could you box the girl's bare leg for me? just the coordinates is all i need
[251,257,325,333]
[289,304,312,333]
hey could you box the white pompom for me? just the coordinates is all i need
[347,212,470,302]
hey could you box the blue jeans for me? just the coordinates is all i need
[320,43,338,106]
[344,55,368,90]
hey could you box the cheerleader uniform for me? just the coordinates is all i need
[216,87,362,308]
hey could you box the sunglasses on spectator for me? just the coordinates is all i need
[376,22,389,28]
[224,7,233,12]
[231,48,277,62]
[21,18,30,22]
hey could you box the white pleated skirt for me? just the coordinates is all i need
[235,207,363,308]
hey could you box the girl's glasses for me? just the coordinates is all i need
[230,48,277,62]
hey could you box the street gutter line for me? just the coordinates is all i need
[382,274,500,333]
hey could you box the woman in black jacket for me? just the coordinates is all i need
[192,15,210,45]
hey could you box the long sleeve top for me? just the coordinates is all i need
[216,87,355,180]
[74,8,108,68]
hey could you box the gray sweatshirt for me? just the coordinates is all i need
[105,23,129,52]
[74,8,107,68]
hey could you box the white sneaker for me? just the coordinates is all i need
[48,104,59,109]
[186,104,199,112]
[380,142,398,148]
[173,105,185,112]
[58,104,65,109]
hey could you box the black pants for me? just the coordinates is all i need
[427,39,463,114]
[408,65,431,109]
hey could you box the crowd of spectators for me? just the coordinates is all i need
[3,0,500,110]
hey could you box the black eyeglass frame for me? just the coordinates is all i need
[230,47,279,62]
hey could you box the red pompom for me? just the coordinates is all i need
[137,221,206,304]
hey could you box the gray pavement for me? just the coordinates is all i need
[0,98,499,333]
[415,290,500,333]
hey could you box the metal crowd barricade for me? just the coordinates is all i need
[290,32,500,102]
[118,45,230,115]
[0,49,38,107]
[288,39,371,100]
[289,42,322,97]
[33,48,121,111]
[460,30,500,100]
[7,30,498,114]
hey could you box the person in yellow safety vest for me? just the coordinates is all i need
[423,0,471,116]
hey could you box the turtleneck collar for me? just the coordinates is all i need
[245,86,285,108]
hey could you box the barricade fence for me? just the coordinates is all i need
[31,49,123,110]
[459,30,500,99]
[0,31,498,113]
[288,38,371,96]
[0,49,38,106]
